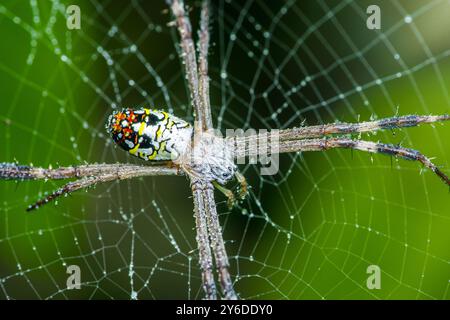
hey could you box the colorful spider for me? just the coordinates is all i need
[106,107,246,207]
[1,0,449,301]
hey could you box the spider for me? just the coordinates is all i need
[0,0,449,300]
[106,107,247,207]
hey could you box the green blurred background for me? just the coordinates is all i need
[0,0,449,299]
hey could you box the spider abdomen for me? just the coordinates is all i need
[107,108,192,161]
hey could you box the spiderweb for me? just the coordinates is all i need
[0,0,449,299]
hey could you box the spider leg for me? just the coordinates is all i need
[213,181,235,209]
[168,0,203,132]
[197,0,213,130]
[26,175,104,212]
[279,114,450,141]
[0,162,179,181]
[279,138,450,186]
[23,164,182,212]
[191,180,217,299]
[212,173,247,208]
[202,183,238,300]
[170,0,237,299]
[234,171,248,200]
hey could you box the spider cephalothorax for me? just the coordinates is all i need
[181,130,236,185]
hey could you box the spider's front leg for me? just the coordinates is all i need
[234,171,248,200]
[213,172,248,209]
[212,181,235,209]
